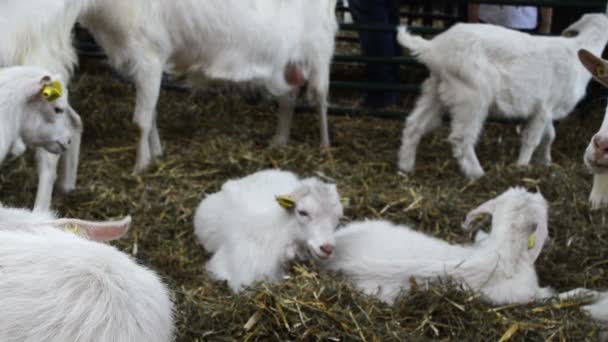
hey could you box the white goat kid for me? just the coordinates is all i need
[0,66,80,171]
[194,169,343,292]
[323,187,553,305]
[397,14,608,179]
[0,205,175,342]
[79,0,339,173]
[0,0,86,210]
[576,49,608,209]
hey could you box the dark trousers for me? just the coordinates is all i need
[349,0,401,106]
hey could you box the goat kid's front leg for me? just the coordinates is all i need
[271,93,296,146]
[57,127,82,193]
[532,121,555,166]
[517,111,551,166]
[33,149,59,211]
[132,58,164,174]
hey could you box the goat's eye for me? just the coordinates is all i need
[54,107,64,114]
[297,210,309,218]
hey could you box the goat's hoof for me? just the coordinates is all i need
[397,159,415,174]
[56,183,76,194]
[589,196,608,210]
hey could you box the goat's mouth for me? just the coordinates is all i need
[307,248,331,260]
[585,157,608,174]
[43,142,67,154]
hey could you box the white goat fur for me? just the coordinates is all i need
[560,288,608,340]
[396,14,608,179]
[0,205,174,342]
[79,0,339,173]
[323,187,553,305]
[194,169,343,292]
[0,0,86,210]
[0,66,80,169]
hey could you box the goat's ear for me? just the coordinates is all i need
[462,198,496,231]
[526,218,549,264]
[52,216,131,241]
[276,195,296,210]
[578,49,608,88]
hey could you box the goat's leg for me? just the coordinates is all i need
[271,93,296,146]
[57,127,82,193]
[149,110,162,158]
[132,58,164,174]
[532,121,555,166]
[33,149,59,211]
[517,110,551,166]
[398,78,443,173]
[448,104,487,179]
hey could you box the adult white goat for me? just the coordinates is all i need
[194,169,343,292]
[397,13,608,179]
[576,49,608,209]
[79,0,339,173]
[322,187,553,305]
[0,67,81,187]
[0,0,85,210]
[0,205,175,342]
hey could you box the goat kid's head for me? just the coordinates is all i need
[578,49,608,173]
[276,178,343,260]
[462,188,549,264]
[562,13,608,40]
[21,75,82,154]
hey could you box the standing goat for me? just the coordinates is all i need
[397,14,608,179]
[0,0,86,210]
[79,0,339,173]
[0,66,81,182]
[194,169,343,292]
[576,49,608,209]
[322,187,553,305]
[0,205,175,342]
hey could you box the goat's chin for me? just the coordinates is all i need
[585,157,608,174]
[307,248,331,261]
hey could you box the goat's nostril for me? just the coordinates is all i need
[320,244,334,256]
[67,139,72,145]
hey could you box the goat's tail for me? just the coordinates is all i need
[397,26,431,57]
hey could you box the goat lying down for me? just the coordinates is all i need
[559,288,608,340]
[576,49,608,209]
[0,205,175,342]
[194,169,343,292]
[322,187,554,305]
[396,14,608,179]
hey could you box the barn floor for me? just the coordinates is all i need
[1,56,607,341]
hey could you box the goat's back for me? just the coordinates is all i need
[0,229,174,342]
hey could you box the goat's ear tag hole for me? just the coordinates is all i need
[597,66,608,78]
[41,81,63,102]
[276,195,295,209]
[64,224,81,235]
[528,233,536,250]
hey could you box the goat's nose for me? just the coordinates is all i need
[593,135,608,161]
[320,244,334,256]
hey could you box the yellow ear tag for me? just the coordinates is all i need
[528,234,536,250]
[276,195,295,209]
[41,81,63,102]
[597,65,608,78]
[340,197,350,208]
[64,224,81,235]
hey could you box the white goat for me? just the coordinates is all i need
[0,205,175,342]
[575,49,608,209]
[79,0,339,173]
[560,288,608,340]
[396,14,608,179]
[0,0,85,210]
[194,169,343,292]
[322,187,553,305]
[0,66,80,173]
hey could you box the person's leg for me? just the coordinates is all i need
[349,0,400,108]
